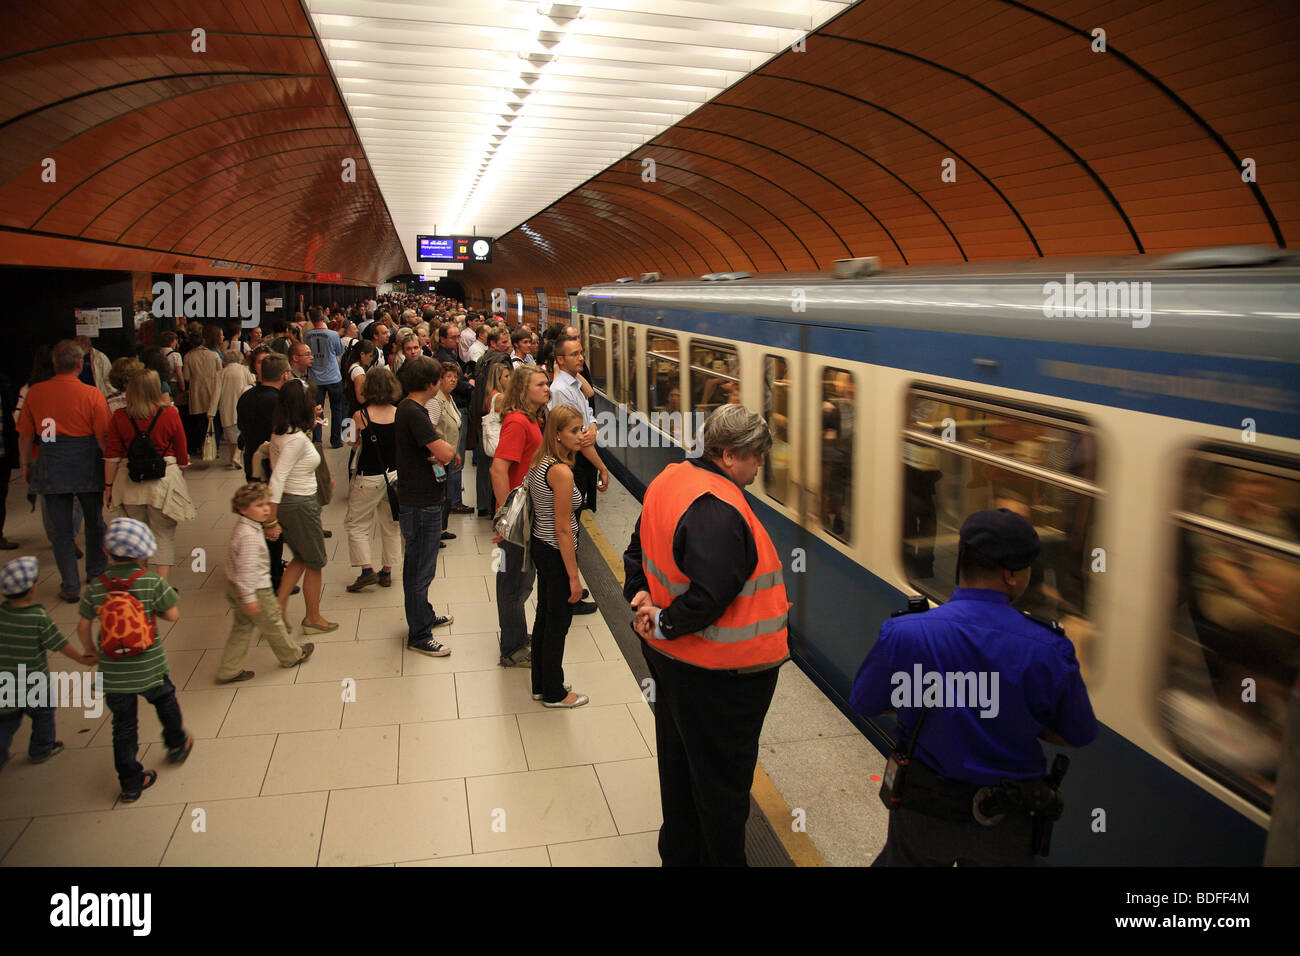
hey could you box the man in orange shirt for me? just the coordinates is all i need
[18,340,111,601]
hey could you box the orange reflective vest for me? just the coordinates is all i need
[640,461,790,670]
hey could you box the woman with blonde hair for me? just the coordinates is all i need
[103,370,197,580]
[344,366,402,592]
[208,350,254,469]
[490,365,550,667]
[526,405,588,707]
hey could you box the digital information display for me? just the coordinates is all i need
[416,235,493,264]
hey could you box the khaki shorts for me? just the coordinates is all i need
[278,492,327,569]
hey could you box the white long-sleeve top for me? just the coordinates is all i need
[267,429,320,503]
[227,515,271,603]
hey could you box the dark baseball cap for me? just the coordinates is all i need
[958,508,1040,570]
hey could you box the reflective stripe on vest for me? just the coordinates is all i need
[639,461,789,670]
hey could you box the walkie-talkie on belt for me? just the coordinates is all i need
[878,595,930,812]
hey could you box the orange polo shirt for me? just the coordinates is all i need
[17,373,110,446]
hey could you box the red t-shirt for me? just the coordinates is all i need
[105,406,189,466]
[494,411,541,508]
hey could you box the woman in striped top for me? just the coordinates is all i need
[526,405,588,708]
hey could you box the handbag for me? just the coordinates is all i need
[361,409,399,522]
[201,420,218,461]
[493,477,534,549]
[481,392,503,457]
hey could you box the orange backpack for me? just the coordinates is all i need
[97,570,157,657]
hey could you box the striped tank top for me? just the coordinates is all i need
[528,455,584,549]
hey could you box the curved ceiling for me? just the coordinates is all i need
[0,0,408,284]
[461,0,1300,301]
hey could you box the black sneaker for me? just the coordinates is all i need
[440,531,456,540]
[431,614,453,629]
[572,600,598,615]
[120,769,158,803]
[407,637,451,657]
[31,741,64,764]
[167,735,194,765]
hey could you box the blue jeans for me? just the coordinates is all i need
[0,705,57,769]
[42,492,106,597]
[496,540,535,660]
[106,677,187,792]
[316,380,345,446]
[446,412,468,508]
[398,504,443,643]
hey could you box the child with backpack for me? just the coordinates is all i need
[75,517,190,802]
[0,556,98,770]
[218,482,314,683]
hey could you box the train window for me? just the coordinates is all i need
[588,318,608,394]
[689,341,739,421]
[820,367,855,542]
[900,389,1101,671]
[1163,451,1300,813]
[626,325,638,412]
[611,321,624,405]
[646,332,683,444]
[764,356,792,505]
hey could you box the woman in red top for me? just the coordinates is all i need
[490,366,549,666]
[103,370,197,580]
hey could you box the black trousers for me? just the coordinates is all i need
[873,777,1034,867]
[641,641,780,866]
[530,538,575,702]
[0,463,10,536]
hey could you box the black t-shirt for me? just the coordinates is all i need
[395,398,444,507]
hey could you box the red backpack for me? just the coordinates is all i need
[96,570,157,658]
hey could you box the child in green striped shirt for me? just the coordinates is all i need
[76,518,191,802]
[0,556,97,770]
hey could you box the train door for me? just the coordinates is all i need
[754,321,808,646]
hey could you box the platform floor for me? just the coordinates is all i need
[0,444,887,866]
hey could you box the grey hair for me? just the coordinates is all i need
[701,404,772,461]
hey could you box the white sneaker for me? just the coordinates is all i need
[542,691,587,708]
[532,682,571,701]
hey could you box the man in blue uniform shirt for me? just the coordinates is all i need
[851,508,1097,866]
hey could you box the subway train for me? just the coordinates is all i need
[574,246,1300,866]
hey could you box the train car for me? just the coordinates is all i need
[575,247,1300,866]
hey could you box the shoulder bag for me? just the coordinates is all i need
[482,393,503,457]
[362,409,400,522]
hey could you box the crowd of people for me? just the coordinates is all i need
[0,292,614,800]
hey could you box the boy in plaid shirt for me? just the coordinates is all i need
[0,556,97,770]
[76,517,190,802]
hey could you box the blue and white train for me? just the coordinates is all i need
[575,246,1300,866]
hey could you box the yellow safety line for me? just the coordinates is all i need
[582,510,828,867]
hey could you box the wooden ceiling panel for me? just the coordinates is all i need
[464,0,1297,298]
[0,4,407,284]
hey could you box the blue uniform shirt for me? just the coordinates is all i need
[850,588,1097,785]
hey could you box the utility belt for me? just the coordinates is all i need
[879,720,1069,855]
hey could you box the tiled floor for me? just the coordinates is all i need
[0,448,662,866]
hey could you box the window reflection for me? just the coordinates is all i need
[901,391,1099,673]
[588,318,607,393]
[764,356,791,504]
[821,367,854,542]
[1164,455,1300,812]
